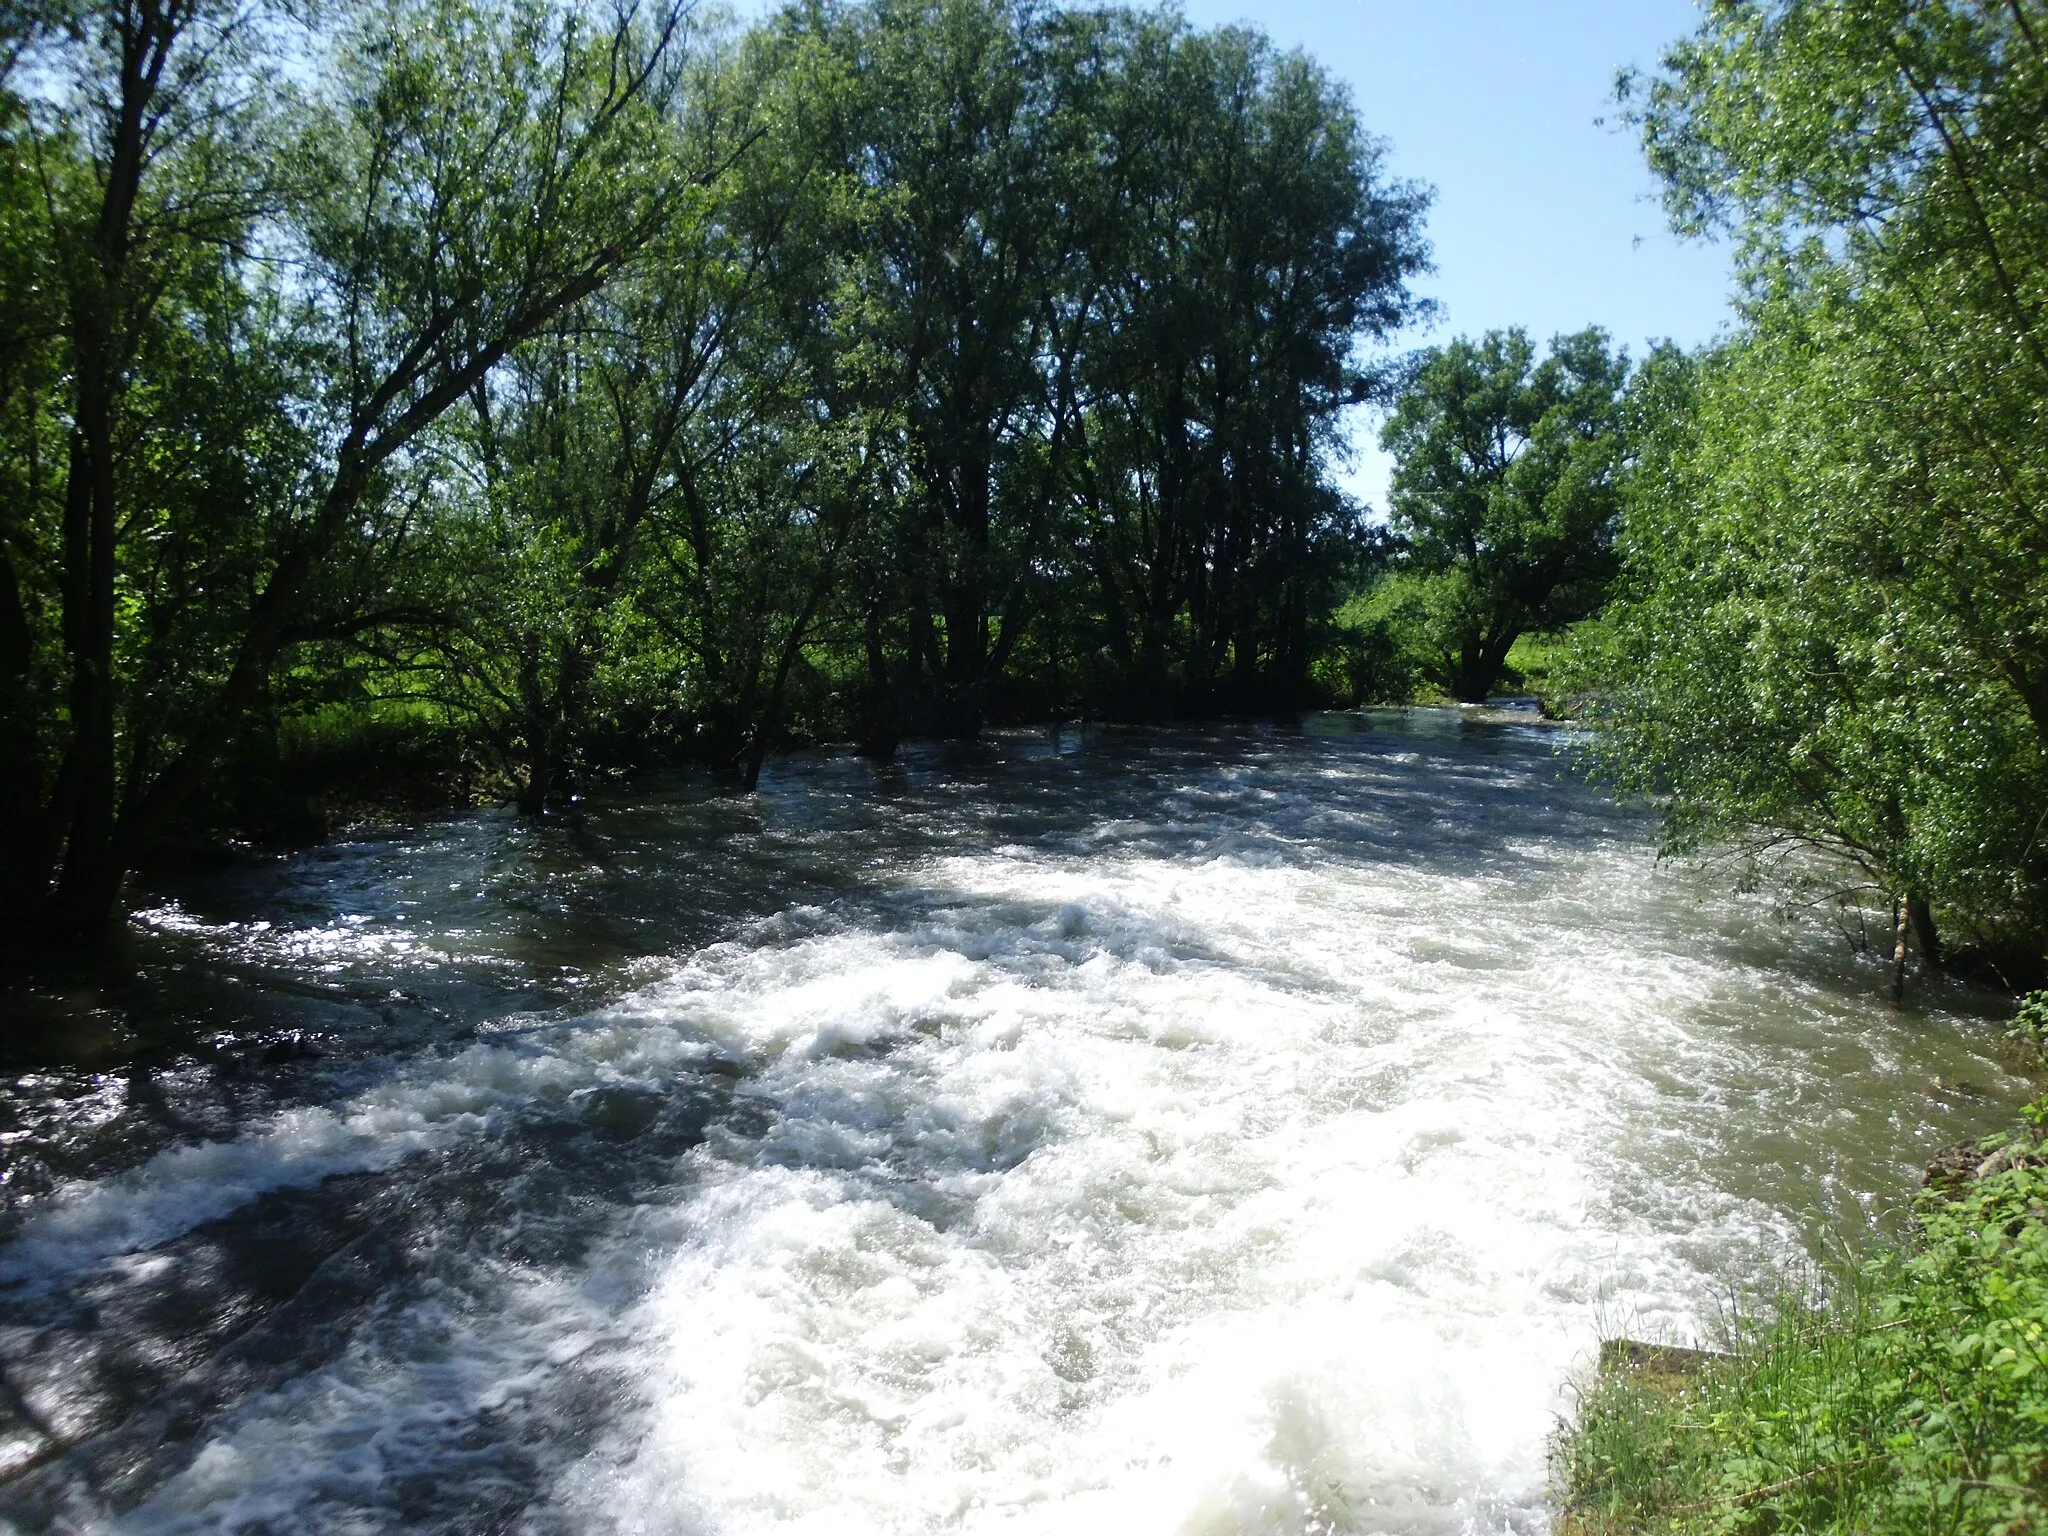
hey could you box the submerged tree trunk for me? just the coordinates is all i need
[515,638,595,816]
[858,601,898,760]
[1908,893,1943,974]
[939,599,987,740]
[743,542,846,791]
[1891,898,1911,1009]
[1889,891,1942,1008]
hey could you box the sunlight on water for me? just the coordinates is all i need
[0,717,2032,1534]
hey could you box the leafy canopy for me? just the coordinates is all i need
[1378,326,1629,703]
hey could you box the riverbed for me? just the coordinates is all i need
[0,712,2032,1535]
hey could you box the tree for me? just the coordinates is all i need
[1628,0,2048,754]
[1379,327,1628,703]
[640,16,884,788]
[0,0,1439,954]
[780,0,1088,739]
[0,0,697,945]
[1581,0,2048,987]
[0,5,68,934]
[0,0,300,941]
[1578,319,2048,994]
[1069,13,1429,716]
[433,21,798,810]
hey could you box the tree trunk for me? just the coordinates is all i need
[1891,897,1912,1008]
[1454,628,1521,704]
[51,391,124,941]
[937,429,993,740]
[988,586,1029,681]
[516,743,555,815]
[1908,893,1943,974]
[742,618,806,792]
[0,541,52,936]
[939,599,986,740]
[38,3,189,944]
[743,548,844,791]
[857,600,897,760]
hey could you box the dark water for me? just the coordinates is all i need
[0,714,2031,1535]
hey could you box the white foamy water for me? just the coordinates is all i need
[0,720,2030,1535]
[553,851,1776,1536]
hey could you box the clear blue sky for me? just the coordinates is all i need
[1169,0,1733,506]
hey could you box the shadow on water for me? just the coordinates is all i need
[0,713,1612,1195]
[0,1066,759,1531]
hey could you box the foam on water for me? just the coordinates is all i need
[546,847,1782,1535]
[0,722,2031,1535]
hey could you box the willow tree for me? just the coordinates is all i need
[1379,327,1629,703]
[639,18,893,789]
[1063,11,1429,715]
[0,9,64,936]
[0,0,297,942]
[0,0,696,944]
[432,21,814,810]
[1586,0,2048,984]
[1583,330,2048,992]
[764,0,1076,739]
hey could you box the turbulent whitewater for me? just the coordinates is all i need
[0,714,2032,1535]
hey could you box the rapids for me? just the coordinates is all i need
[0,712,2032,1535]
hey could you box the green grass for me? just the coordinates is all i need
[1502,631,1574,695]
[268,698,492,822]
[1555,1112,2048,1535]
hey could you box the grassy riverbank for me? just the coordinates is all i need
[1555,1110,2048,1535]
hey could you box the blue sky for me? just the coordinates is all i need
[1168,0,1734,505]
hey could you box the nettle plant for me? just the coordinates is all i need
[2007,993,2048,1067]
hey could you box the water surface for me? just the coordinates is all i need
[0,713,2031,1535]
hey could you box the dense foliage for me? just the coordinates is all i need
[1558,1108,2048,1536]
[1572,0,2048,982]
[1369,327,1630,703]
[0,0,1429,945]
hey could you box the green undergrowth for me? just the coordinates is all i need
[1556,1104,2048,1535]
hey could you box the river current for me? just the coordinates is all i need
[0,712,2033,1535]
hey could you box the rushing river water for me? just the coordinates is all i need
[0,712,2034,1536]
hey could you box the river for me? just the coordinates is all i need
[0,712,2032,1535]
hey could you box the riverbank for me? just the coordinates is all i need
[1554,1104,2048,1535]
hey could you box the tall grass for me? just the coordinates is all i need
[1555,1113,2048,1535]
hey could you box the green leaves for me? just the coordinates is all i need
[1558,1145,2048,1534]
[0,0,707,935]
[1378,326,1630,702]
[1,0,1431,932]
[2006,995,2048,1072]
[1062,9,1427,716]
[294,0,694,464]
[1578,1,2048,970]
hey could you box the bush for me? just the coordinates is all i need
[2008,994,2048,1069]
[1324,578,1436,704]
